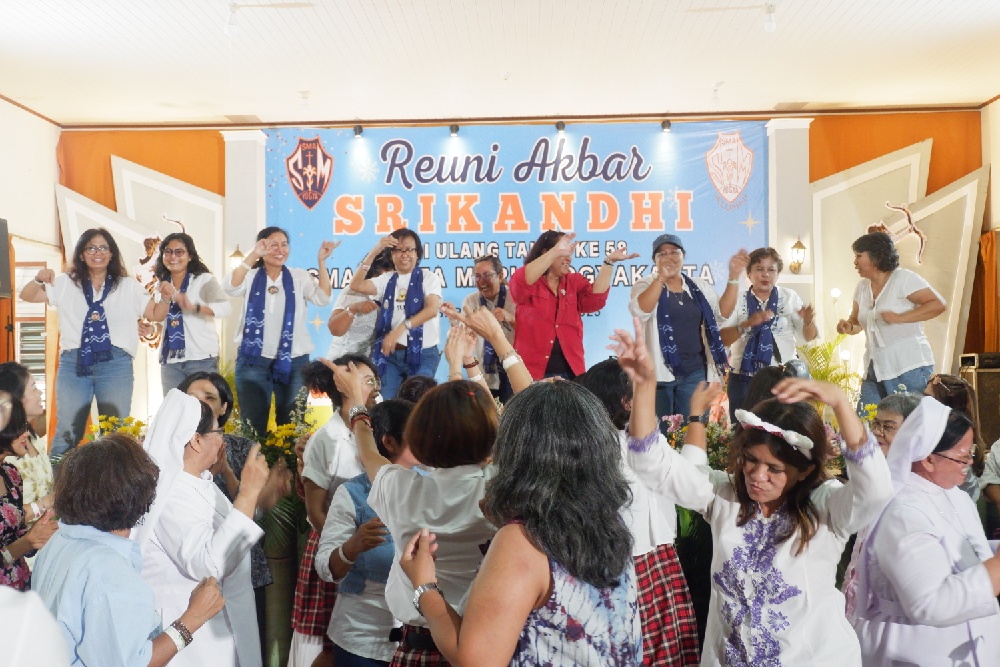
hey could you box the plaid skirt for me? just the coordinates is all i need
[291,529,338,636]
[390,625,452,667]
[635,543,700,667]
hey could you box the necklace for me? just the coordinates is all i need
[668,289,685,306]
[267,285,279,295]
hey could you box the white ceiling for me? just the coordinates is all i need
[3,0,999,128]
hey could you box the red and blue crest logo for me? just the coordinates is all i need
[286,136,334,210]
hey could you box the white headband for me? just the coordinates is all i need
[735,409,814,459]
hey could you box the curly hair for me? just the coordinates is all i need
[728,399,830,555]
[153,233,210,280]
[68,228,128,288]
[484,380,633,588]
[851,232,899,273]
[54,433,159,531]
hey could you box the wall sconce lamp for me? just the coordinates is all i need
[353,125,363,138]
[449,124,459,137]
[555,121,566,133]
[789,237,806,274]
[661,120,672,133]
[229,245,246,271]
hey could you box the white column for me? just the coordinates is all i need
[766,118,814,305]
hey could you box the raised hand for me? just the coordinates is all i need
[798,304,815,326]
[608,317,656,385]
[729,249,750,279]
[318,240,340,263]
[689,382,723,416]
[553,232,577,259]
[605,243,641,264]
[34,268,55,285]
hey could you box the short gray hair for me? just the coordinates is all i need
[877,392,921,419]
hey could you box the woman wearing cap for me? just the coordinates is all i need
[836,232,945,409]
[720,247,818,420]
[509,231,638,380]
[852,397,1000,665]
[629,234,746,429]
[613,319,892,666]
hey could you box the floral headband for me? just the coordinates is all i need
[734,409,814,460]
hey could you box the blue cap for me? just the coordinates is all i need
[652,233,685,254]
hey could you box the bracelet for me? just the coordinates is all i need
[501,354,523,371]
[30,501,41,519]
[448,373,463,381]
[403,319,413,331]
[412,581,443,615]
[468,373,484,383]
[603,259,614,267]
[170,620,194,645]
[239,261,253,272]
[462,358,479,369]
[195,304,202,315]
[338,544,355,565]
[33,277,45,286]
[163,626,186,652]
[359,263,371,270]
[728,279,741,285]
[348,405,370,420]
[0,547,13,566]
[350,415,372,430]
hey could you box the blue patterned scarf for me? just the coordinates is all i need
[740,287,780,374]
[160,272,192,363]
[656,275,729,377]
[480,283,506,374]
[238,267,296,384]
[372,270,425,376]
[77,274,115,376]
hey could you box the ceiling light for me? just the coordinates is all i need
[661,120,672,133]
[449,124,459,137]
[764,4,776,32]
[353,125,363,138]
[556,121,565,133]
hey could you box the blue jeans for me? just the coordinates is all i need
[160,357,219,395]
[332,644,389,667]
[656,368,707,436]
[53,347,134,457]
[235,354,309,439]
[379,347,441,400]
[859,362,933,412]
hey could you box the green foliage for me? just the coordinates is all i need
[796,335,863,408]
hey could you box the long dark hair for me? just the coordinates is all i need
[728,399,829,555]
[523,230,565,266]
[153,233,210,281]
[68,228,128,287]
[484,380,633,588]
[0,400,29,456]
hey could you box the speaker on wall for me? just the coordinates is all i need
[960,365,1000,448]
[0,219,10,299]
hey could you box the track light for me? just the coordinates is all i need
[449,124,459,137]
[354,125,363,138]
[764,4,776,32]
[555,121,565,133]
[661,120,672,133]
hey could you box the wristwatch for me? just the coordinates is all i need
[686,415,705,425]
[412,581,443,614]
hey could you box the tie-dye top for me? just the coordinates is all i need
[511,557,641,666]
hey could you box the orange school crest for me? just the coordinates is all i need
[286,136,334,210]
[706,131,754,204]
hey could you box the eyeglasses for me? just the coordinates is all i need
[362,376,380,389]
[474,271,497,282]
[162,248,188,257]
[391,247,418,255]
[932,449,975,466]
[870,420,900,436]
[84,245,111,255]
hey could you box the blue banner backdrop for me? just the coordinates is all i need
[265,121,768,378]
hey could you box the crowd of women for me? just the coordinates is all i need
[2,222,999,667]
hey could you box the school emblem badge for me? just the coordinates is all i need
[705,131,754,204]
[286,136,334,210]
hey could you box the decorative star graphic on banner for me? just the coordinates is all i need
[739,211,761,235]
[311,315,323,331]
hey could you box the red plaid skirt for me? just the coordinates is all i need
[635,543,700,667]
[390,625,452,667]
[291,529,338,636]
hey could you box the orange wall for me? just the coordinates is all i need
[56,130,225,211]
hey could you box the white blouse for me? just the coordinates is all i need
[618,431,679,555]
[629,434,892,667]
[369,269,443,348]
[301,411,363,524]
[46,273,149,356]
[853,268,943,380]
[155,272,231,362]
[326,288,378,360]
[725,286,808,374]
[224,266,331,359]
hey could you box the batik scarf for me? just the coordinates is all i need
[77,274,115,376]
[656,274,728,377]
[480,283,506,374]
[740,287,780,374]
[160,272,192,363]
[372,270,425,376]
[238,266,296,384]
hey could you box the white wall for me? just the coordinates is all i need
[981,99,1000,232]
[0,100,61,246]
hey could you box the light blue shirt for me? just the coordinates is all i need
[33,522,160,667]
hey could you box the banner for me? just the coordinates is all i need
[265,121,768,377]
